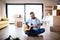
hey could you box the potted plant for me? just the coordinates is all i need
[13,37,20,40]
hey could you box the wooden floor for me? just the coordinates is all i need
[0,24,60,40]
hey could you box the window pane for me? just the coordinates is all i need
[26,5,42,21]
[57,5,60,9]
[8,5,24,23]
[7,4,43,23]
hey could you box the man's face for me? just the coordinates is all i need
[30,14,35,19]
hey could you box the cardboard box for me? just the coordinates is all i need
[17,22,22,27]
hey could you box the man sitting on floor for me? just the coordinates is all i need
[23,12,45,36]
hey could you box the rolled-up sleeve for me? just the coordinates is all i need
[36,19,40,24]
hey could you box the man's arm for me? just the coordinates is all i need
[36,19,43,27]
[23,19,30,31]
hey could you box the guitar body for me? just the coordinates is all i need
[23,25,30,32]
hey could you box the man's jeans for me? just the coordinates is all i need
[25,28,45,36]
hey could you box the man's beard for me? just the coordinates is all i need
[32,17,36,19]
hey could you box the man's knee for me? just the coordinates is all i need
[25,30,33,36]
[25,30,29,34]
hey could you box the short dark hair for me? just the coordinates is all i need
[30,12,34,15]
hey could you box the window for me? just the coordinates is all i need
[7,5,24,23]
[57,5,60,9]
[26,5,42,21]
[6,3,43,23]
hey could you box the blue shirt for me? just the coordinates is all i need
[27,18,40,24]
[25,18,40,28]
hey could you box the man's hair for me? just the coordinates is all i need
[30,12,34,15]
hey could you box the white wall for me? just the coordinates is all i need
[0,1,2,17]
[0,0,58,17]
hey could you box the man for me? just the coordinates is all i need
[24,12,45,36]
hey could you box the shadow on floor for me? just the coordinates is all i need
[27,35,43,40]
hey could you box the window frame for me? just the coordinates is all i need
[6,3,44,21]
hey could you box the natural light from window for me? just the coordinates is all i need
[8,5,24,23]
[7,4,43,23]
[26,5,42,21]
[57,5,60,9]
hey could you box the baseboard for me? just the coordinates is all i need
[0,26,7,30]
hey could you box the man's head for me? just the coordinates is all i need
[30,12,36,19]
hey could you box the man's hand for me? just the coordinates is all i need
[37,23,43,27]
